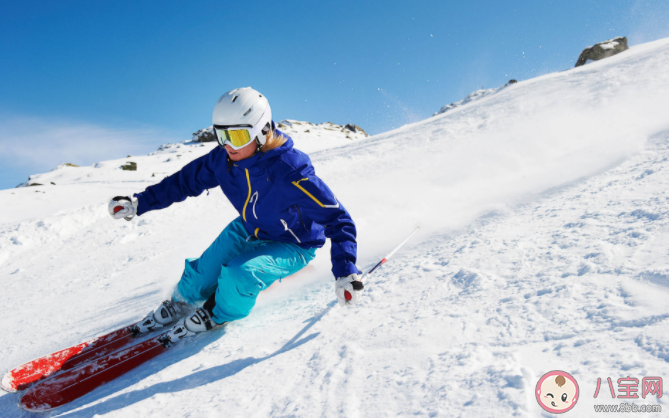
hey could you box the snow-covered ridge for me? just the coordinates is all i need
[433,79,517,116]
[277,119,368,139]
[15,119,369,189]
[276,119,369,153]
[190,120,369,152]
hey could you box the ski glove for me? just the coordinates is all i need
[108,196,138,221]
[335,273,364,307]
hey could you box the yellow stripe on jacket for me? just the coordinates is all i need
[292,178,325,208]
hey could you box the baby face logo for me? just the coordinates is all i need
[536,371,579,414]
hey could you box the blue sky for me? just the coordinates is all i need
[1,0,668,189]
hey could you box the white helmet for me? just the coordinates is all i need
[212,87,272,150]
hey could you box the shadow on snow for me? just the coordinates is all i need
[53,302,334,417]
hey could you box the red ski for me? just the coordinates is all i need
[1,322,139,393]
[19,332,171,412]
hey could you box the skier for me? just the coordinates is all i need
[108,87,364,344]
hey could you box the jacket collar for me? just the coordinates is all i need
[225,126,293,170]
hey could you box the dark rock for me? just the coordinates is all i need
[345,124,369,136]
[121,162,137,171]
[62,163,79,167]
[575,37,628,67]
[192,127,216,143]
[507,79,518,84]
[50,182,56,185]
[28,183,43,187]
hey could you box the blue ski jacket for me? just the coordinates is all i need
[134,130,360,279]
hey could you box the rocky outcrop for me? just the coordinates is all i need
[575,37,628,67]
[345,124,368,135]
[434,80,517,117]
[120,162,137,171]
[192,127,216,143]
[278,120,370,139]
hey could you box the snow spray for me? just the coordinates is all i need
[345,227,420,300]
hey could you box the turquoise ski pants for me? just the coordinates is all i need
[174,217,316,324]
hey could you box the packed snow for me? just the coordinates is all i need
[1,37,669,417]
[595,38,621,51]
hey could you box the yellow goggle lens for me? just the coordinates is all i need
[217,128,252,148]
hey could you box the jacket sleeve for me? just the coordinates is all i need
[134,149,221,216]
[280,164,361,279]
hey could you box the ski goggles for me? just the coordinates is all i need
[214,122,273,150]
[214,126,254,149]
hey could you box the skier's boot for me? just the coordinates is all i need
[163,308,219,345]
[131,300,183,336]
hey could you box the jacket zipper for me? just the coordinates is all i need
[294,204,307,230]
[280,219,301,243]
[242,169,252,222]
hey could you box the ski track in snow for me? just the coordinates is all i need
[2,38,669,417]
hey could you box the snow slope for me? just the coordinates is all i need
[1,37,669,417]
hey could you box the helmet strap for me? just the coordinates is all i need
[261,122,271,137]
[256,122,272,152]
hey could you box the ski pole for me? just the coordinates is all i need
[362,226,420,280]
[343,227,420,301]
